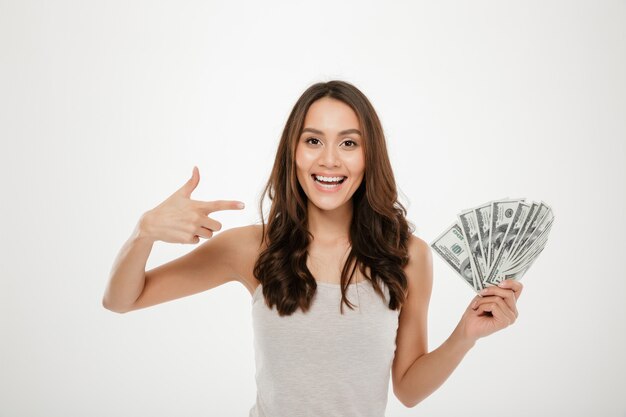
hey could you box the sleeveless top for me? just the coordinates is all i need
[248,279,401,417]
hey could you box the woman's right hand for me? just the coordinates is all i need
[137,166,245,244]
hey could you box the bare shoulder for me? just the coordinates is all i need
[220,223,264,248]
[407,234,432,263]
[404,234,433,294]
[223,223,265,296]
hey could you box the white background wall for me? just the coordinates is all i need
[1,0,624,416]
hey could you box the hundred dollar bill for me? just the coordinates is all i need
[511,207,554,263]
[488,199,524,271]
[501,233,551,281]
[509,202,552,261]
[504,237,547,273]
[504,244,546,277]
[484,200,527,286]
[490,201,531,275]
[430,222,479,293]
[473,202,493,267]
[501,258,535,281]
[503,233,549,275]
[499,214,553,282]
[458,209,487,290]
[503,201,532,257]
[504,201,538,265]
[506,216,554,270]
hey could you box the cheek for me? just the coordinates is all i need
[294,150,311,179]
[347,152,365,174]
[295,148,316,168]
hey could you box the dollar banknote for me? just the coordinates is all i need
[431,198,554,292]
[458,209,487,291]
[431,222,477,291]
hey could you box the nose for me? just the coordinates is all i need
[317,145,340,167]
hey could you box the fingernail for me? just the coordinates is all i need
[497,282,506,287]
[238,202,245,209]
[479,288,489,295]
[472,300,478,309]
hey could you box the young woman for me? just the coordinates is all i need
[103,80,522,416]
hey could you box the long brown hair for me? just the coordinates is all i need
[253,80,414,316]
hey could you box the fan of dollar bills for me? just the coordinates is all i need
[431,199,554,293]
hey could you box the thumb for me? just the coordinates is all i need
[178,166,200,198]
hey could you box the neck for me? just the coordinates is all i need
[306,199,353,245]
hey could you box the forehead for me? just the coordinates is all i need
[303,97,360,130]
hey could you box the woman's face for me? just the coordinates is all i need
[295,97,365,212]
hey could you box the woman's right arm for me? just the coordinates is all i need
[102,215,156,313]
[102,166,246,313]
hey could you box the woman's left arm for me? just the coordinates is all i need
[392,235,523,408]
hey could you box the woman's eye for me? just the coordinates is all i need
[304,137,357,147]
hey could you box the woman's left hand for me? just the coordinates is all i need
[454,279,524,344]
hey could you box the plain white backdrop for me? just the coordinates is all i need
[1,0,625,416]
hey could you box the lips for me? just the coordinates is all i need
[311,174,347,184]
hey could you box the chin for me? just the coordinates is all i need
[307,196,352,211]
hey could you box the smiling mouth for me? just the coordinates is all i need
[311,174,347,185]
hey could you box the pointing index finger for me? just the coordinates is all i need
[202,200,246,213]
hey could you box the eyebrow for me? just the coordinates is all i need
[301,127,362,136]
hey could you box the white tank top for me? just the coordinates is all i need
[249,279,401,417]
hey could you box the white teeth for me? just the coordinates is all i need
[314,175,345,182]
